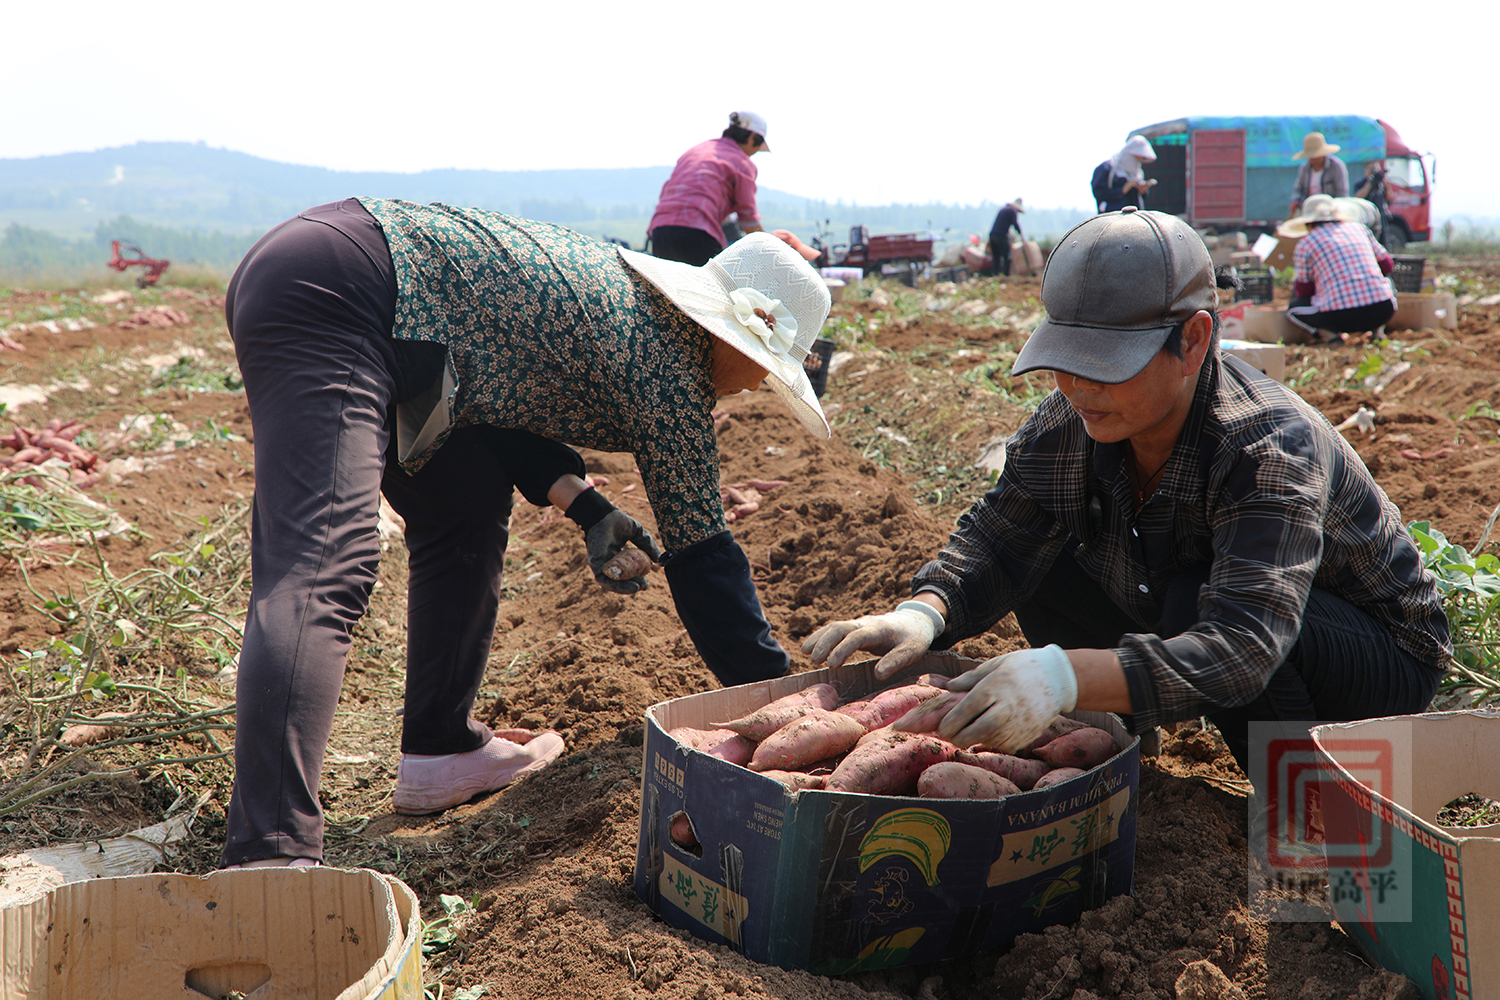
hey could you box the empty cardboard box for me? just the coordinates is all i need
[1313,712,1500,1000]
[0,867,422,1000]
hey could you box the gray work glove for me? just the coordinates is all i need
[585,510,663,594]
[939,645,1078,752]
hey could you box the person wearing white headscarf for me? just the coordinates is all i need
[1092,135,1158,213]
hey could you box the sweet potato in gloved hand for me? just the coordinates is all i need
[563,486,662,594]
[929,645,1078,753]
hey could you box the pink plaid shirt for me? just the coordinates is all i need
[648,137,759,247]
[1293,221,1395,312]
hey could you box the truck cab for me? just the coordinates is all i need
[1128,115,1432,249]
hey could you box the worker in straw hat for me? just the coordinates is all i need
[221,197,832,867]
[986,198,1026,277]
[803,206,1448,776]
[1277,194,1397,343]
[1288,131,1349,216]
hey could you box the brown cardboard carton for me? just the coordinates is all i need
[1313,713,1500,1000]
[1387,292,1458,332]
[634,653,1141,973]
[1235,304,1312,345]
[1219,339,1286,382]
[1260,235,1301,270]
[0,867,423,999]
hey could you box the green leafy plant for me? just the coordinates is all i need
[421,894,474,957]
[1350,350,1385,384]
[1410,520,1500,701]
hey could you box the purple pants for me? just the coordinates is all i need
[221,200,512,865]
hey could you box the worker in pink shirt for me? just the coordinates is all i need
[649,111,769,265]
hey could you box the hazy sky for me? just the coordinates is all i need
[4,0,1493,220]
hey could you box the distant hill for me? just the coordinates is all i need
[0,142,683,237]
[0,142,1092,281]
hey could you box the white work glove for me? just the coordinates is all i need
[938,645,1078,752]
[800,601,945,677]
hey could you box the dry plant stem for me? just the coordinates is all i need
[0,723,234,817]
[1447,659,1500,694]
[1478,498,1500,555]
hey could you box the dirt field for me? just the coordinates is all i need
[2,262,1498,1000]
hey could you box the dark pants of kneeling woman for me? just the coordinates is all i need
[1012,544,1440,774]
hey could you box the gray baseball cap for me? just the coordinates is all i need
[1012,207,1216,384]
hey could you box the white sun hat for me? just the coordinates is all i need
[1276,193,1351,237]
[619,232,832,439]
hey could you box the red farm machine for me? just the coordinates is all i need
[107,241,171,287]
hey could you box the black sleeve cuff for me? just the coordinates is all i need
[663,531,789,687]
[563,487,614,531]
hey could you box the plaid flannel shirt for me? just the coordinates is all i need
[1293,220,1396,313]
[913,353,1450,729]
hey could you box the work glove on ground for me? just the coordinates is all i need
[938,645,1078,753]
[800,601,945,678]
[565,487,662,594]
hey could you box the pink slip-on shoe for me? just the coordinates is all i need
[392,731,565,816]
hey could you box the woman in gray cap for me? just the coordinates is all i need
[803,207,1449,773]
[222,198,832,867]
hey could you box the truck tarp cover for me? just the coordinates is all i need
[1136,116,1387,168]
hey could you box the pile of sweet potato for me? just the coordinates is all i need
[667,676,1121,801]
[0,420,102,487]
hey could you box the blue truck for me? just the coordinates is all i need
[1126,115,1434,249]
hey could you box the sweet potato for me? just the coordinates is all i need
[667,726,708,748]
[825,732,958,795]
[714,684,840,740]
[1021,715,1093,757]
[757,769,826,791]
[705,733,756,767]
[601,547,654,580]
[1035,727,1119,769]
[667,726,737,750]
[669,813,699,850]
[918,761,1021,800]
[834,699,873,721]
[954,750,1051,791]
[750,710,867,772]
[1032,767,1086,790]
[889,690,964,735]
[839,683,948,731]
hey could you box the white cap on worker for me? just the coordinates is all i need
[730,111,769,149]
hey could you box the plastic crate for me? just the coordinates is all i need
[803,338,835,397]
[1236,269,1274,305]
[1390,255,1426,294]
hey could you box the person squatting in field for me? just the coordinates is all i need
[803,207,1450,774]
[222,198,833,867]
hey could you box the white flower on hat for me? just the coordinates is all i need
[729,287,797,356]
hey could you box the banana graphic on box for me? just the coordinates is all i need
[858,809,953,887]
